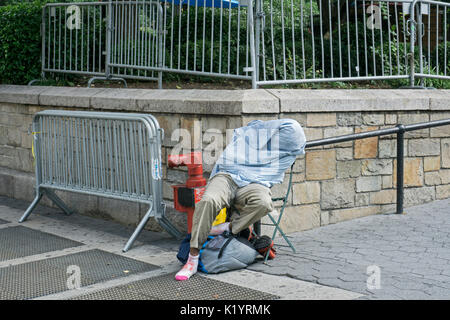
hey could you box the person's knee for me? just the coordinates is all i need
[197,194,221,210]
[260,196,274,213]
[246,194,273,214]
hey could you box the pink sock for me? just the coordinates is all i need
[175,254,199,281]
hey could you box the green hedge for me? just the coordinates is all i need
[0,1,43,84]
[0,0,93,85]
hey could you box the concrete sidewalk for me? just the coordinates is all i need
[0,195,449,300]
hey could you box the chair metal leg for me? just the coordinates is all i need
[264,163,296,263]
[264,211,296,264]
[267,213,296,252]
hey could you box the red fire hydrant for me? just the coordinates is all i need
[168,152,207,233]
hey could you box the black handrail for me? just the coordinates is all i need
[303,118,450,214]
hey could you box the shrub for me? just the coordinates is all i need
[0,0,43,84]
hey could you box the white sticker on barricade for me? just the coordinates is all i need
[152,159,162,180]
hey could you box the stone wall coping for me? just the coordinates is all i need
[0,85,449,114]
[268,89,450,112]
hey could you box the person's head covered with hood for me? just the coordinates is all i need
[211,119,306,188]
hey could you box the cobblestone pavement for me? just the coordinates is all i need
[249,198,450,299]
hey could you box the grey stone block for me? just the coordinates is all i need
[398,113,430,138]
[408,139,441,157]
[441,139,450,168]
[0,85,50,105]
[404,187,435,207]
[429,90,450,110]
[362,113,385,125]
[13,172,36,202]
[0,170,14,197]
[90,88,147,111]
[39,87,106,108]
[356,176,382,193]
[337,112,363,126]
[269,89,431,113]
[136,89,279,115]
[337,160,361,178]
[362,159,393,176]
[96,197,141,227]
[321,179,355,210]
[58,191,99,216]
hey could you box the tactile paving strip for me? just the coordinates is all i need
[0,226,83,261]
[71,272,279,300]
[0,249,159,300]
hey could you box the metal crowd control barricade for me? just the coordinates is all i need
[31,0,449,88]
[20,110,183,252]
[254,0,448,87]
[33,0,255,88]
[36,1,128,87]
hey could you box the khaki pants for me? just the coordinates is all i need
[190,173,274,249]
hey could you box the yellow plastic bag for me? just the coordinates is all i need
[212,208,227,226]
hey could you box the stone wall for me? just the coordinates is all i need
[0,85,449,235]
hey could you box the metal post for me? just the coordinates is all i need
[248,0,257,89]
[254,0,262,87]
[417,4,424,87]
[396,124,405,214]
[105,0,113,80]
[408,0,418,87]
[87,1,127,88]
[157,3,163,89]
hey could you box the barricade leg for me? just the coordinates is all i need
[19,188,72,223]
[157,215,183,240]
[123,206,183,252]
[19,192,43,223]
[44,189,73,216]
[123,206,154,252]
[87,76,128,88]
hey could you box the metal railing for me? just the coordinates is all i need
[30,0,449,88]
[304,118,450,215]
[20,110,183,252]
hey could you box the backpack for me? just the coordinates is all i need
[198,231,258,274]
